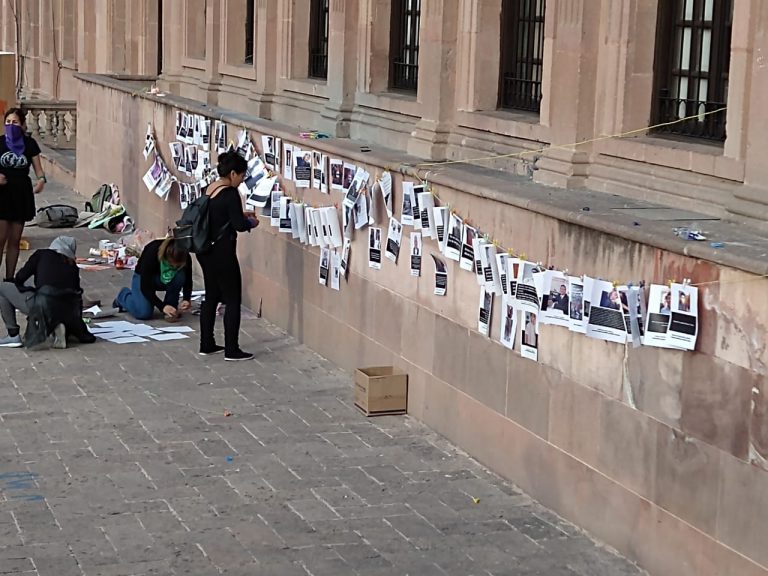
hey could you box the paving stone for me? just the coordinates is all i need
[0,180,646,576]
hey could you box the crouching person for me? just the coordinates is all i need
[114,237,192,321]
[0,236,96,349]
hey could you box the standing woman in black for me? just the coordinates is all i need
[0,108,46,280]
[198,151,258,361]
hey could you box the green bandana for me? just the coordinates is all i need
[160,259,179,285]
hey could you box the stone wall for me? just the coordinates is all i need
[76,75,768,576]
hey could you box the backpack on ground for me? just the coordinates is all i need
[172,185,228,254]
[35,204,79,228]
[85,183,116,213]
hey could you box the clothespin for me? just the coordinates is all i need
[507,248,515,257]
[492,239,500,248]
[667,278,675,287]
[612,280,618,288]
[520,252,527,261]
[639,280,646,288]
[563,268,569,276]
[682,278,691,287]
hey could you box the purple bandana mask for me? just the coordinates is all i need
[4,123,25,156]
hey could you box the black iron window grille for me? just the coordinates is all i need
[244,0,255,64]
[499,0,546,113]
[309,0,329,79]
[652,0,732,141]
[390,0,421,93]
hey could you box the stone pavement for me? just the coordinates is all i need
[0,180,646,576]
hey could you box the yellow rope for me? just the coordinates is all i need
[410,106,728,169]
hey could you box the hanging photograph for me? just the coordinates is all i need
[340,238,351,279]
[282,141,293,180]
[568,276,587,334]
[460,224,477,271]
[521,310,539,362]
[385,217,403,263]
[401,182,415,226]
[319,247,330,286]
[477,287,493,336]
[342,162,357,195]
[514,260,542,314]
[331,251,341,291]
[330,159,343,190]
[293,148,312,188]
[279,196,292,234]
[446,213,463,262]
[410,232,422,277]
[418,191,437,238]
[586,279,629,344]
[368,227,383,269]
[499,295,517,350]
[432,254,448,296]
[434,206,449,254]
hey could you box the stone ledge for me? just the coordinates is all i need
[39,144,76,190]
[75,72,768,278]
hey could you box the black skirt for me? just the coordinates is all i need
[0,175,35,223]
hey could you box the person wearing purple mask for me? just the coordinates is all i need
[0,108,46,280]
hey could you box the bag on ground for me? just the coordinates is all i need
[35,204,79,228]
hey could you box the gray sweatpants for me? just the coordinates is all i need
[0,282,32,334]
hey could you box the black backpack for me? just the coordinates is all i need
[172,187,228,254]
[35,204,79,228]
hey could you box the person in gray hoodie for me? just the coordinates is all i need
[0,236,94,348]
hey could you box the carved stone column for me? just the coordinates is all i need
[533,0,601,189]
[407,0,459,160]
[198,0,223,106]
[250,0,279,117]
[321,0,359,137]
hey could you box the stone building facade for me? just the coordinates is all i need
[3,2,768,576]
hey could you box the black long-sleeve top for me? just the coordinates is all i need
[135,239,193,312]
[207,185,253,245]
[14,249,81,292]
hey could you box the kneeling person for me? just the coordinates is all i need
[114,238,192,321]
[0,236,95,348]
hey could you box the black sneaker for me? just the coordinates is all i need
[199,345,225,356]
[225,350,254,362]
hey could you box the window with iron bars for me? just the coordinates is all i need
[309,0,329,79]
[244,0,255,64]
[498,0,546,113]
[389,0,421,93]
[652,0,732,142]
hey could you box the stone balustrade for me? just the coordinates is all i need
[20,100,77,149]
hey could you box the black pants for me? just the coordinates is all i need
[197,244,242,354]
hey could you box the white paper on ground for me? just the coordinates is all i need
[148,332,189,341]
[83,305,102,315]
[95,321,140,330]
[107,336,149,344]
[159,326,196,333]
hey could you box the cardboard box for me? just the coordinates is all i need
[354,366,408,416]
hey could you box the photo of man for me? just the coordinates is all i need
[550,283,569,314]
[660,290,672,315]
